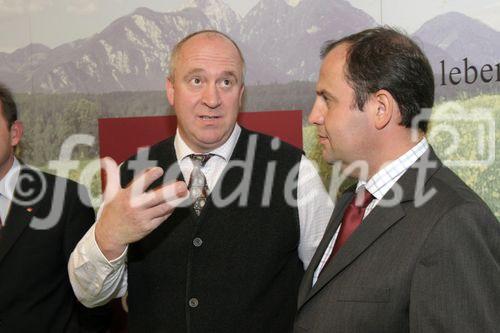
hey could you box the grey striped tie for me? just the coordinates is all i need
[188,154,213,216]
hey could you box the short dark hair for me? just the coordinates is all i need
[0,83,18,128]
[321,27,434,133]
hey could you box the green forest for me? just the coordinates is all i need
[13,84,499,219]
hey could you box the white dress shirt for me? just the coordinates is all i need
[0,158,21,225]
[69,124,334,307]
[312,138,429,285]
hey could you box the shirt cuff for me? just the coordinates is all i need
[87,223,128,270]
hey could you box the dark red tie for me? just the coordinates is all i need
[323,188,374,269]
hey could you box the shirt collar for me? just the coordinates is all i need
[174,124,241,162]
[0,157,21,201]
[357,138,429,199]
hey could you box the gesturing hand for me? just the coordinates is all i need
[95,158,188,260]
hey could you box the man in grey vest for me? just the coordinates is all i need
[69,30,333,332]
[294,27,500,332]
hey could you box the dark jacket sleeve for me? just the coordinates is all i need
[410,202,500,332]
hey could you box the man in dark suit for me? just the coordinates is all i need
[0,83,110,332]
[295,27,500,332]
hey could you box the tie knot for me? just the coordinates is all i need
[189,154,213,167]
[353,188,374,208]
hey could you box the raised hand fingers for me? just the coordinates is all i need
[127,167,165,197]
[101,157,121,203]
[144,202,175,222]
[131,181,188,209]
[131,183,189,232]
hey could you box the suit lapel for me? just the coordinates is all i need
[305,202,406,304]
[0,168,39,265]
[299,147,442,308]
[297,188,354,308]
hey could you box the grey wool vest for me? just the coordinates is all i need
[121,127,304,333]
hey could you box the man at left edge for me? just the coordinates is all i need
[0,83,110,332]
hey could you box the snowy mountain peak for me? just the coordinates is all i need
[183,0,240,32]
[131,7,157,17]
[2,4,498,93]
[285,0,302,7]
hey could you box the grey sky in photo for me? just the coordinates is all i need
[0,0,499,52]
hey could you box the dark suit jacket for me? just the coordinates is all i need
[0,165,110,332]
[295,148,500,332]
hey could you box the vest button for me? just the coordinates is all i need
[193,237,203,247]
[188,298,199,308]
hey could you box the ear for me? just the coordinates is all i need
[166,78,175,106]
[10,120,23,147]
[238,84,245,108]
[372,89,395,130]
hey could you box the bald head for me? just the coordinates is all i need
[168,30,245,84]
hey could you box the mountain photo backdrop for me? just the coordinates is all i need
[1,0,498,217]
